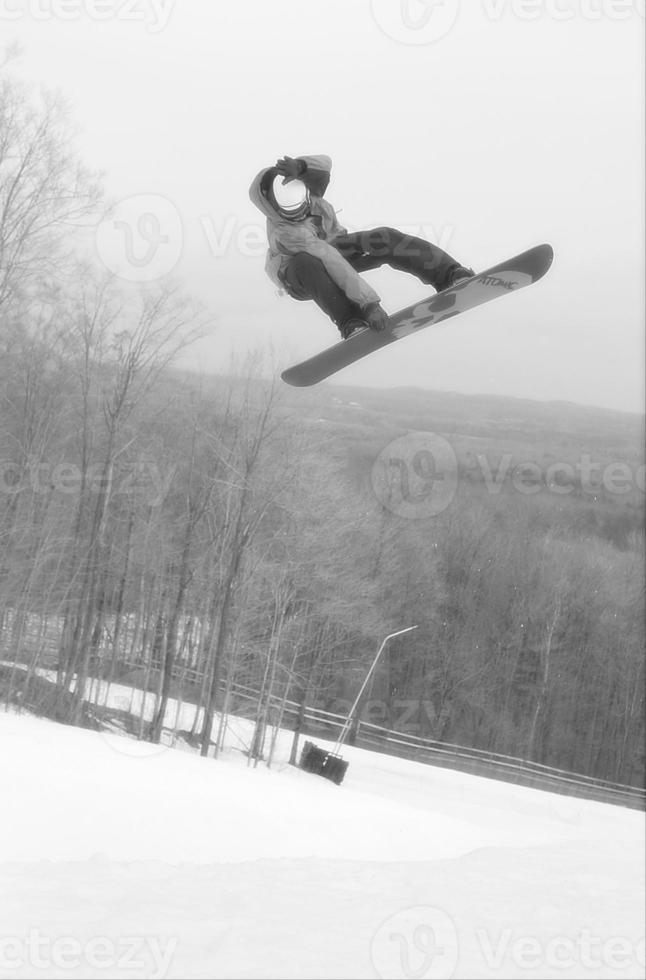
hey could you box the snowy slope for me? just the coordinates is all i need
[1,712,644,979]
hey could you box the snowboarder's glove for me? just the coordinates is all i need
[275,156,306,183]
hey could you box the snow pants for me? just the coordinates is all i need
[280,226,470,328]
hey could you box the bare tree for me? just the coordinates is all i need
[59,279,203,719]
[0,63,102,314]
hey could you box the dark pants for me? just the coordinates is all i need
[281,226,469,328]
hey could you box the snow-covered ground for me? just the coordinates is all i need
[1,711,644,979]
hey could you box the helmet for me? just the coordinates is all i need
[269,175,310,221]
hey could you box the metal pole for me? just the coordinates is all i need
[332,625,418,754]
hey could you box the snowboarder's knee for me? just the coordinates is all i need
[283,252,329,298]
[361,226,400,253]
[374,225,397,238]
[288,252,324,275]
[369,226,400,243]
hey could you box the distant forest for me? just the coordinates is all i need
[1,58,644,787]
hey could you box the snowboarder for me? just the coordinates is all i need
[249,153,475,339]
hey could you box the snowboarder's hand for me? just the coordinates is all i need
[275,156,305,183]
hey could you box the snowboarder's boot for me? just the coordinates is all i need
[447,266,475,287]
[339,302,389,340]
[339,318,364,339]
[364,302,389,332]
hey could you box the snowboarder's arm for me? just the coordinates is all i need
[282,154,332,198]
[249,155,331,212]
[298,155,332,197]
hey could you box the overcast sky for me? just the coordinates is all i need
[6,0,644,412]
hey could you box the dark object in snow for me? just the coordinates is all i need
[299,740,348,786]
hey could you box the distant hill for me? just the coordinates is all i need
[282,381,644,453]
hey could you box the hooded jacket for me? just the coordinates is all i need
[248,154,379,308]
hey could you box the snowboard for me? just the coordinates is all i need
[281,243,553,387]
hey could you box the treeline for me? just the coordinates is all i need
[0,58,643,786]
